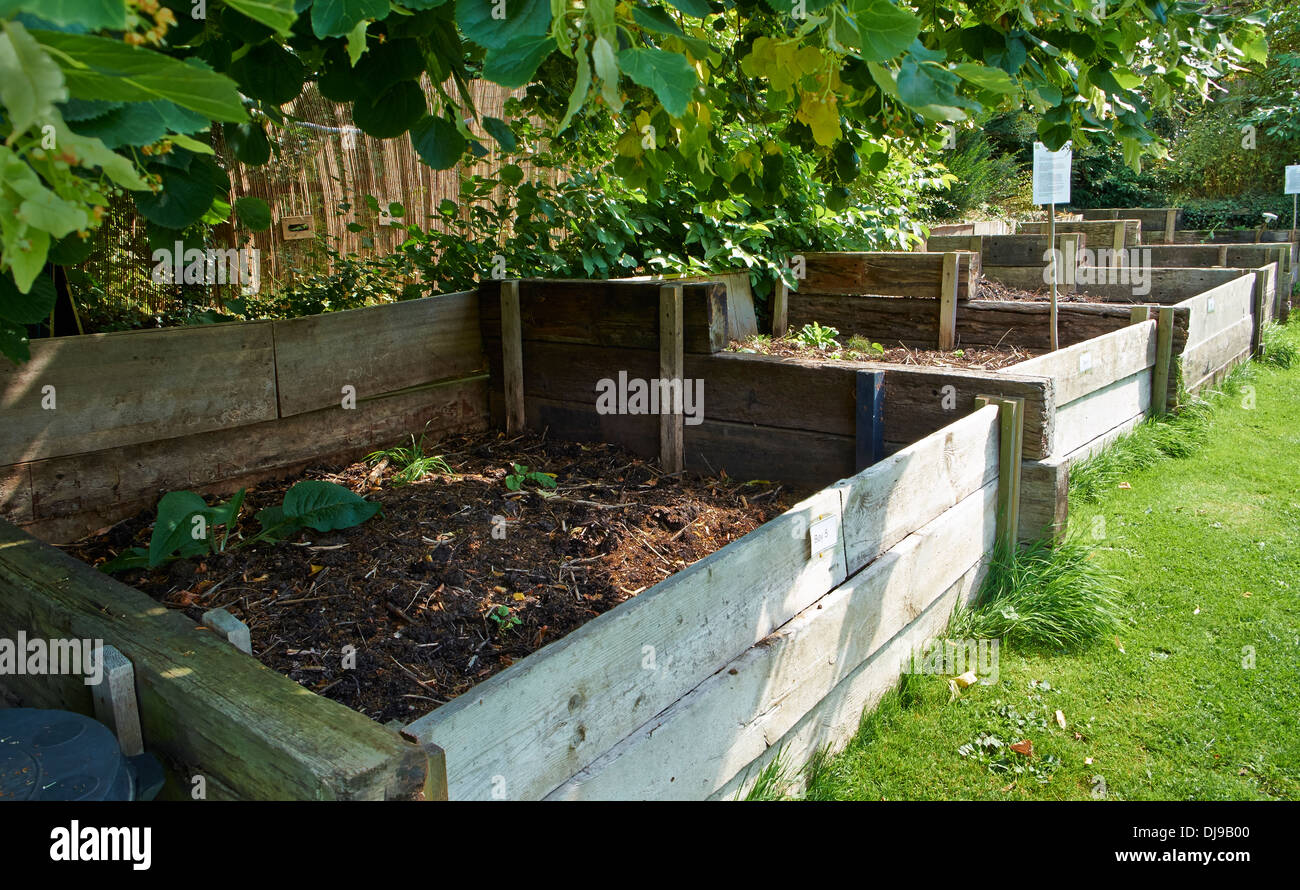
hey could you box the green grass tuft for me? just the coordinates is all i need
[738,748,792,801]
[1261,321,1299,368]
[952,538,1124,650]
[365,430,453,486]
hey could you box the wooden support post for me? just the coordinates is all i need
[975,396,1024,553]
[1112,221,1127,268]
[1217,245,1229,267]
[1060,232,1081,292]
[1129,305,1154,324]
[938,251,959,351]
[90,644,144,757]
[854,370,885,473]
[399,728,450,801]
[1251,271,1268,358]
[659,284,684,474]
[500,279,525,435]
[772,279,789,337]
[1152,306,1175,416]
[1164,208,1177,243]
[967,235,982,254]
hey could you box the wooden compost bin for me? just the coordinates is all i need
[1079,207,1184,239]
[0,290,498,798]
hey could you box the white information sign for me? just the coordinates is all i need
[1033,141,1072,205]
[1285,165,1300,195]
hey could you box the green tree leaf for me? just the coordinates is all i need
[663,0,711,16]
[456,0,551,50]
[0,0,128,30]
[230,42,307,105]
[148,490,212,567]
[482,115,518,150]
[410,113,467,169]
[352,80,426,137]
[224,121,272,166]
[311,0,391,39]
[0,319,30,365]
[0,269,56,325]
[235,196,272,231]
[32,30,246,122]
[0,21,68,137]
[224,0,297,36]
[482,34,555,88]
[851,0,921,63]
[617,47,699,118]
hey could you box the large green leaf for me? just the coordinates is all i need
[148,490,212,567]
[352,80,426,137]
[456,0,551,50]
[224,0,297,35]
[482,115,518,151]
[230,43,307,105]
[235,196,272,231]
[133,161,222,229]
[0,0,128,30]
[664,0,711,16]
[0,21,68,137]
[482,35,554,88]
[32,30,246,123]
[0,319,30,365]
[281,481,382,532]
[617,47,698,118]
[0,270,56,325]
[410,113,467,169]
[224,121,272,166]
[311,0,391,38]
[851,0,920,63]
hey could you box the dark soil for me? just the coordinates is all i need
[732,335,1042,370]
[70,431,803,724]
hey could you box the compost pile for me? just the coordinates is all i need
[71,432,801,723]
[973,275,1111,304]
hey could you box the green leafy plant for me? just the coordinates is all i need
[100,480,381,572]
[366,432,454,486]
[793,321,840,350]
[504,463,558,492]
[487,604,522,634]
[846,335,885,355]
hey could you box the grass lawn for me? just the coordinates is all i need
[797,325,1300,801]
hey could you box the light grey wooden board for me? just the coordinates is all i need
[547,480,997,800]
[272,290,483,417]
[1051,369,1151,457]
[1181,274,1255,346]
[711,559,986,800]
[404,486,848,801]
[835,404,998,575]
[1,322,278,465]
[1181,316,1253,394]
[1075,267,1248,304]
[1007,320,1156,406]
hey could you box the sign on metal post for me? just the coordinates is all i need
[1033,142,1072,351]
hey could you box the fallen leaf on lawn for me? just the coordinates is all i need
[1242,591,1252,598]
[512,592,525,601]
[493,585,508,594]
[953,670,979,688]
[1118,481,1132,489]
[1055,710,1067,730]
[1085,757,1094,766]
[947,678,959,702]
[1010,739,1034,757]
[1193,606,1201,615]
[1115,636,1126,654]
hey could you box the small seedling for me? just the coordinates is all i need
[846,335,885,356]
[505,463,558,491]
[793,321,840,350]
[488,604,522,633]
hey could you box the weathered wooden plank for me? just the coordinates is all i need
[1052,370,1151,456]
[1181,273,1255,346]
[0,520,433,800]
[772,279,789,337]
[976,397,1023,551]
[836,404,998,575]
[500,281,525,434]
[23,376,488,544]
[1073,267,1250,304]
[1017,219,1140,249]
[273,291,483,417]
[795,251,979,299]
[1153,307,1174,416]
[1,322,278,465]
[616,271,758,341]
[1006,320,1157,405]
[659,285,684,473]
[1018,456,1068,544]
[939,252,959,349]
[686,419,855,488]
[711,559,984,800]
[0,462,32,524]
[404,486,848,800]
[929,233,1087,268]
[479,279,727,354]
[1181,316,1254,395]
[547,479,997,800]
[789,291,1132,350]
[1080,207,1183,232]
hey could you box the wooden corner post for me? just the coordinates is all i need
[1060,232,1082,293]
[659,284,685,473]
[855,369,885,472]
[772,278,789,338]
[1251,271,1268,358]
[975,396,1024,552]
[500,279,525,435]
[1152,306,1175,416]
[938,251,959,351]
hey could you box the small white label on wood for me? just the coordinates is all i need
[1207,296,1216,314]
[1032,142,1072,205]
[1079,351,1093,373]
[1286,165,1300,195]
[809,515,838,558]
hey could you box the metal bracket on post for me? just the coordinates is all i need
[975,396,1024,552]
